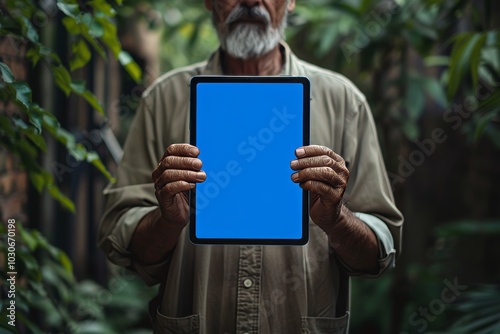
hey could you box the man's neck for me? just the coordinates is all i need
[221,45,283,76]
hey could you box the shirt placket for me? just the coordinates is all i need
[236,245,262,334]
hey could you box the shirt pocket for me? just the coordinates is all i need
[154,310,203,334]
[301,312,349,334]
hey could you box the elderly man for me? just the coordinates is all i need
[98,0,403,333]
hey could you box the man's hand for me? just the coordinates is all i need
[290,145,349,231]
[152,144,206,228]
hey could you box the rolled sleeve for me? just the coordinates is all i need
[333,213,396,278]
[106,207,157,266]
[103,206,170,286]
[354,212,396,276]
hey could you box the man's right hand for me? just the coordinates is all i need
[152,143,206,228]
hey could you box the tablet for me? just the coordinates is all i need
[189,75,310,245]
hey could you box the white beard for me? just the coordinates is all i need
[215,6,288,60]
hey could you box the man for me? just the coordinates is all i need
[99,0,403,333]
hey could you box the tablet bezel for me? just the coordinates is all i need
[189,75,310,245]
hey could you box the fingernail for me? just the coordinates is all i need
[291,173,299,181]
[192,159,202,169]
[296,148,305,157]
[196,172,205,182]
[290,160,298,168]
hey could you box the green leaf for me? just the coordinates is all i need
[29,170,75,212]
[83,30,107,59]
[10,82,32,111]
[25,131,47,152]
[88,0,115,16]
[69,79,87,94]
[447,32,473,97]
[57,1,80,18]
[424,55,449,67]
[28,104,44,134]
[18,250,39,272]
[318,24,339,57]
[58,251,73,274]
[19,228,38,251]
[447,33,483,99]
[469,33,487,89]
[87,151,116,182]
[46,180,75,212]
[98,16,120,55]
[405,76,425,120]
[422,77,448,107]
[403,121,419,140]
[88,17,105,38]
[70,39,92,71]
[54,127,76,147]
[29,171,45,192]
[474,111,499,141]
[62,16,79,35]
[0,61,15,83]
[80,89,104,114]
[19,16,39,43]
[118,51,142,83]
[51,64,72,96]
[67,142,87,161]
[12,117,29,130]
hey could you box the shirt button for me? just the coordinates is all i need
[243,278,253,288]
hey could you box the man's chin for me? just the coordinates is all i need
[219,24,282,60]
[223,44,277,60]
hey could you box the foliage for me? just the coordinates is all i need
[289,0,499,143]
[432,220,500,334]
[0,0,142,211]
[1,0,147,331]
[142,0,500,144]
[0,222,75,333]
[116,0,218,72]
[0,222,156,333]
[443,286,500,334]
[446,30,500,146]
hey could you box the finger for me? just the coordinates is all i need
[152,157,203,182]
[290,155,336,171]
[298,180,338,199]
[156,181,195,202]
[295,145,345,165]
[291,167,347,188]
[165,143,200,159]
[155,170,206,190]
[162,156,202,170]
[299,180,343,209]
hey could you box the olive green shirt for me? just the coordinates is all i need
[98,42,403,334]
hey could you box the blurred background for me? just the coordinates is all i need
[1,0,499,333]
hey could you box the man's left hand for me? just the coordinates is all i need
[290,145,349,231]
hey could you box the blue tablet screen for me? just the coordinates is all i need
[192,79,308,243]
